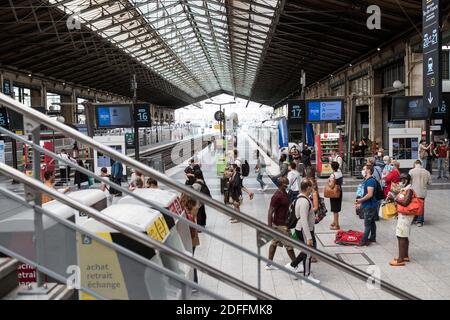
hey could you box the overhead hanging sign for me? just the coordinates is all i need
[287,100,306,125]
[392,96,430,120]
[306,100,344,122]
[0,141,5,164]
[0,107,9,129]
[423,0,442,114]
[134,104,151,128]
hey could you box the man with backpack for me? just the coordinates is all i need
[110,160,124,197]
[285,179,320,284]
[265,177,296,270]
[355,164,378,246]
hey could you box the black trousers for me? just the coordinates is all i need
[59,168,69,183]
[196,205,207,227]
[291,229,315,276]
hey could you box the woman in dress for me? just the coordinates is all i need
[329,161,343,230]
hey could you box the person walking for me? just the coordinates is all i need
[329,161,343,230]
[419,140,431,171]
[271,154,289,187]
[285,179,320,284]
[58,149,70,184]
[301,144,312,168]
[390,173,417,266]
[184,159,196,186]
[435,140,449,179]
[110,160,123,197]
[255,150,268,192]
[228,165,254,223]
[180,194,201,289]
[192,170,212,228]
[287,162,301,204]
[74,159,88,189]
[265,177,296,270]
[355,164,378,246]
[409,160,431,227]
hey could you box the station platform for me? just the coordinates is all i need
[165,133,450,300]
[1,133,450,300]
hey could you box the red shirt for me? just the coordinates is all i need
[384,169,400,197]
[437,145,450,158]
[270,190,290,226]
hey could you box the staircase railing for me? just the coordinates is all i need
[0,92,419,300]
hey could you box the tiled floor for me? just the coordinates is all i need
[166,133,450,300]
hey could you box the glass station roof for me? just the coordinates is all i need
[49,0,281,99]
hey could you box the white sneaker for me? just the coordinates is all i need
[265,264,278,271]
[257,188,262,192]
[284,262,298,273]
[295,265,304,273]
[263,185,268,191]
[302,275,321,285]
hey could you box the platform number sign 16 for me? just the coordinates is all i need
[134,104,151,127]
[0,107,9,128]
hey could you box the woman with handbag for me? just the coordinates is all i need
[390,173,423,266]
[327,161,343,230]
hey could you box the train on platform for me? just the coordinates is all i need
[247,117,289,161]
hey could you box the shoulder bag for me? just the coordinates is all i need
[324,174,341,199]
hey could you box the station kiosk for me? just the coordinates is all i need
[389,128,422,170]
[315,133,342,177]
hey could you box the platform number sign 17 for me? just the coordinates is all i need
[287,100,305,125]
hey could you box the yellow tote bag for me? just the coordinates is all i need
[381,202,397,220]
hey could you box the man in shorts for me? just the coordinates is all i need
[265,177,296,270]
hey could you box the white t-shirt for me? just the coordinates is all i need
[58,153,70,169]
[287,170,301,192]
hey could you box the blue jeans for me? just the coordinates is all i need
[414,200,425,223]
[256,172,266,189]
[421,158,427,171]
[362,207,377,243]
[437,158,448,178]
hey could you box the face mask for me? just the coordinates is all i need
[361,170,367,177]
[384,160,388,164]
[378,152,382,157]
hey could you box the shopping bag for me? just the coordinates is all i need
[291,230,299,241]
[381,202,397,220]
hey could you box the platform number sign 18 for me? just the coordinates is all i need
[134,104,151,127]
[0,107,9,129]
[423,0,442,114]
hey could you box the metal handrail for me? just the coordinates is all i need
[0,186,225,300]
[0,162,276,300]
[0,126,348,299]
[0,93,419,300]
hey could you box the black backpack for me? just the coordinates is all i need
[369,177,384,201]
[286,195,311,229]
[241,160,250,177]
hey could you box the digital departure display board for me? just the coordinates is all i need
[392,96,430,120]
[306,100,344,122]
[95,105,133,128]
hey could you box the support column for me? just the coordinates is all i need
[60,94,74,125]
[370,67,383,146]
